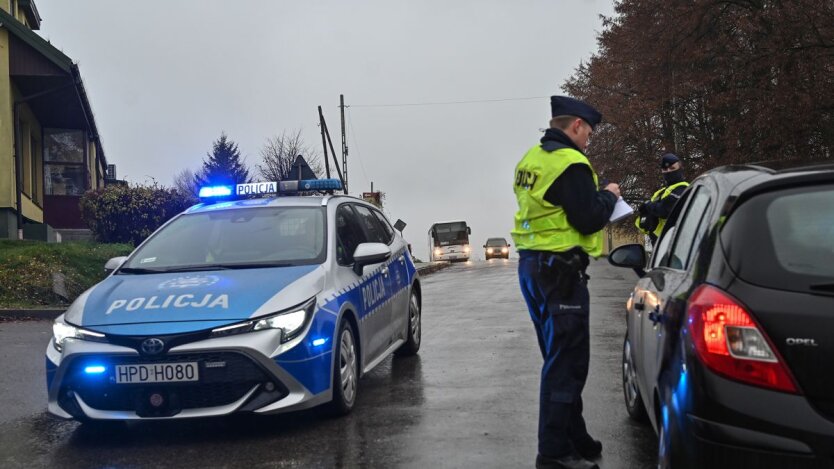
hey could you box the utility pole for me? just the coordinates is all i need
[317,106,331,179]
[340,94,348,194]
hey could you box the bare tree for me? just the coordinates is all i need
[172,168,200,203]
[563,0,834,200]
[258,129,324,182]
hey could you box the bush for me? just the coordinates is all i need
[80,184,196,246]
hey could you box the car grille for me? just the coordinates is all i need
[58,352,286,415]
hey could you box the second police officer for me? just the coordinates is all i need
[512,96,620,469]
[635,153,689,244]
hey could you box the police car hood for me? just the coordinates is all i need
[64,265,324,335]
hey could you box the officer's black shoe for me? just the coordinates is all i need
[535,453,599,469]
[573,438,603,460]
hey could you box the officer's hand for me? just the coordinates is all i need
[604,183,621,198]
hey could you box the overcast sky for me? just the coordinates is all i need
[37,0,615,260]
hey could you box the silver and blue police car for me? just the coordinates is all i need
[45,179,421,420]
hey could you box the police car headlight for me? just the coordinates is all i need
[52,319,106,352]
[210,298,315,343]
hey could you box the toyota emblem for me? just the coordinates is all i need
[141,338,165,355]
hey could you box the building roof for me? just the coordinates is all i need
[0,7,106,166]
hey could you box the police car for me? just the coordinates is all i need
[46,179,422,421]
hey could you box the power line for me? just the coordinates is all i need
[349,95,548,108]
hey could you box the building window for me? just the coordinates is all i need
[44,129,86,196]
[21,123,31,197]
[31,135,39,203]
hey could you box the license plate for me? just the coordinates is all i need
[115,362,199,384]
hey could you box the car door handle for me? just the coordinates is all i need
[634,301,645,311]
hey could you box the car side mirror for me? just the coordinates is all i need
[467,227,471,235]
[483,245,487,248]
[104,256,128,274]
[352,243,392,276]
[608,244,646,277]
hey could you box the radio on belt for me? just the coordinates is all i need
[199,178,343,201]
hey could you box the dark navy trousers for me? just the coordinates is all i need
[518,250,592,459]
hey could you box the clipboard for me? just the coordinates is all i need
[609,197,634,223]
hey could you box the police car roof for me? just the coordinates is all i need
[184,194,358,214]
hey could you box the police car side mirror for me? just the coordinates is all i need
[608,244,646,277]
[104,256,128,274]
[352,243,392,276]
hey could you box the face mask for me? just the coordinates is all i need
[663,169,684,185]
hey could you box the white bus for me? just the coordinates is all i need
[428,221,471,262]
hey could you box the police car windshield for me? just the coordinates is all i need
[121,207,326,272]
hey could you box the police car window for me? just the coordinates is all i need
[371,209,395,243]
[121,207,326,271]
[353,205,389,244]
[665,188,711,270]
[336,205,367,265]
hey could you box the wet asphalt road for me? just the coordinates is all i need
[0,259,656,468]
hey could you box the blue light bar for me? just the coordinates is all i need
[280,178,343,192]
[199,185,233,198]
[200,179,343,201]
[84,365,106,374]
[312,338,327,347]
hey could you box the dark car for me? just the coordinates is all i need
[484,237,510,259]
[608,162,834,468]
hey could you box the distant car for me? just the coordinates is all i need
[483,237,510,259]
[45,179,422,422]
[608,162,834,468]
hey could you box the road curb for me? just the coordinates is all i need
[416,262,452,276]
[0,308,65,321]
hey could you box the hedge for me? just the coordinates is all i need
[80,184,196,246]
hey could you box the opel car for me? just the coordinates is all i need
[609,162,834,468]
[483,237,510,260]
[46,179,422,421]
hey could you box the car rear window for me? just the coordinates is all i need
[768,188,834,277]
[721,183,834,292]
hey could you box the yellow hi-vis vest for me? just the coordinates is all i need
[511,144,604,257]
[635,181,690,237]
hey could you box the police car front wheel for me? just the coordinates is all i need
[326,320,358,416]
[395,291,421,357]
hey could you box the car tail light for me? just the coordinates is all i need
[687,284,799,394]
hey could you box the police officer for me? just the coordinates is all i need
[635,153,689,243]
[512,96,620,469]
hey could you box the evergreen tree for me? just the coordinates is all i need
[195,133,250,187]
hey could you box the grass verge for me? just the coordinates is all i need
[0,240,132,308]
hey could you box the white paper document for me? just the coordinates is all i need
[609,197,634,223]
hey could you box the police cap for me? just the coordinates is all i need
[659,153,681,169]
[550,95,602,130]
